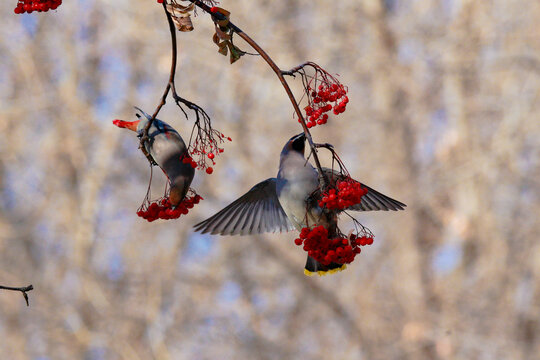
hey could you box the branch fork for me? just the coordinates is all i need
[0,284,34,306]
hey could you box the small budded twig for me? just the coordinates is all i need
[0,284,34,306]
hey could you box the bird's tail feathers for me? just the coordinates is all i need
[304,256,347,276]
[112,119,139,131]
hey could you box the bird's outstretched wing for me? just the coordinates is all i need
[194,178,295,235]
[349,183,406,211]
[322,168,406,211]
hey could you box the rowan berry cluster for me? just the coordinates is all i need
[184,133,231,175]
[14,0,61,13]
[137,192,202,222]
[294,226,374,266]
[319,179,368,210]
[303,83,349,128]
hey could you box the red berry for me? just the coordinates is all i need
[206,167,213,174]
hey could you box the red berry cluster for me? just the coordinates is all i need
[137,193,203,222]
[319,179,368,210]
[185,133,231,175]
[303,83,349,128]
[14,0,62,13]
[294,226,374,266]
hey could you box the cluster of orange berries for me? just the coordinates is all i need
[137,193,202,222]
[303,83,349,128]
[294,226,374,265]
[185,134,232,175]
[14,0,61,13]
[319,179,368,210]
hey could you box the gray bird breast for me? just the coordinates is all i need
[276,152,320,230]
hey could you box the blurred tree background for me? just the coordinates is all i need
[1,0,539,359]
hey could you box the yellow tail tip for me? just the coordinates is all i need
[304,264,347,277]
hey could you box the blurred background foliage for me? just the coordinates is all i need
[1,0,539,359]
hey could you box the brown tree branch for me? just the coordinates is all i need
[0,284,34,306]
[186,0,329,186]
[138,1,178,164]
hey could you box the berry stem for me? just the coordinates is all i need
[139,1,178,164]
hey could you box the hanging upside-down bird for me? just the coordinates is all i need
[113,108,195,207]
[194,133,406,275]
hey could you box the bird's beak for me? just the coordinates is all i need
[113,119,140,132]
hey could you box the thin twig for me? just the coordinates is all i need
[281,61,312,76]
[0,284,34,306]
[141,3,222,171]
[186,0,329,187]
[139,1,178,164]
